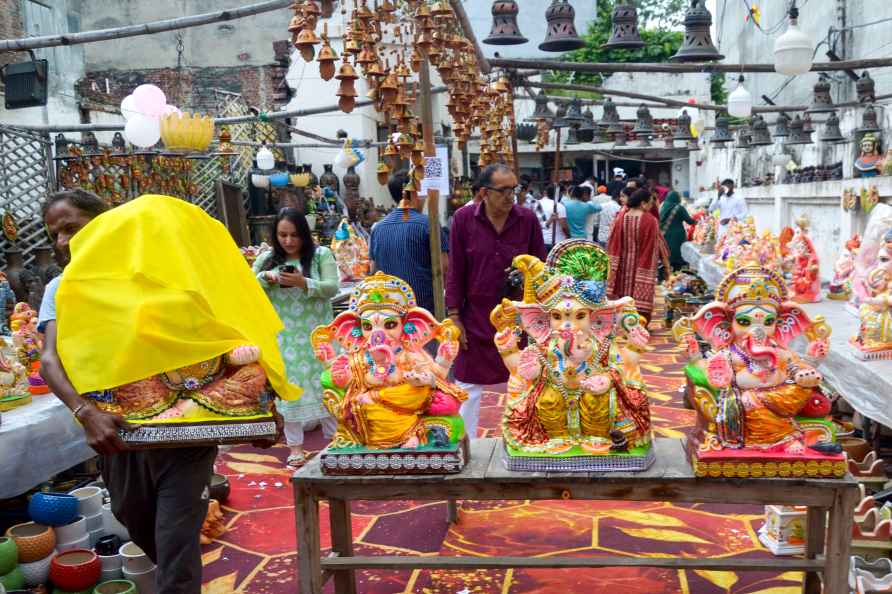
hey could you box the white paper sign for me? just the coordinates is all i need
[419,145,450,199]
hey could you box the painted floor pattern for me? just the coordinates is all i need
[201,315,803,594]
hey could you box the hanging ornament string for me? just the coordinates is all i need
[174,32,185,108]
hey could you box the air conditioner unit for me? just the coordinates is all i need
[2,59,49,109]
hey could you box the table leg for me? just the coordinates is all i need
[296,484,323,594]
[447,499,459,524]
[823,488,857,594]
[802,507,826,594]
[329,498,357,594]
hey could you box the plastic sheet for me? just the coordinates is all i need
[681,242,727,290]
[0,395,93,499]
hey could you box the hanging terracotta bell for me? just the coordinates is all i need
[317,26,338,81]
[539,0,586,52]
[802,113,814,134]
[598,97,620,129]
[397,133,414,159]
[735,124,752,149]
[820,112,844,143]
[857,71,876,104]
[577,107,596,143]
[602,1,645,50]
[857,104,881,134]
[335,58,359,113]
[710,112,733,144]
[379,71,399,106]
[484,1,528,46]
[749,115,774,146]
[632,104,655,136]
[673,110,695,141]
[526,91,554,123]
[376,161,391,185]
[431,0,453,18]
[772,113,791,138]
[671,0,724,62]
[295,26,321,62]
[806,75,835,114]
[613,130,628,147]
[516,123,537,143]
[785,115,812,145]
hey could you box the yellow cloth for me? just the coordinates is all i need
[56,194,301,401]
[354,383,430,448]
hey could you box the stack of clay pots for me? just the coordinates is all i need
[69,487,106,547]
[119,541,156,594]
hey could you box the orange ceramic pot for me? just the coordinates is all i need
[840,436,872,463]
[5,522,55,563]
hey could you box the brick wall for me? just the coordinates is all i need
[0,0,24,69]
[77,64,290,114]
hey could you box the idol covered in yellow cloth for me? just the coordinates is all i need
[55,195,300,427]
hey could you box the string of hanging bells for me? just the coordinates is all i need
[287,0,517,188]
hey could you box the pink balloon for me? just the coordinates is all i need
[161,104,182,118]
[132,84,167,117]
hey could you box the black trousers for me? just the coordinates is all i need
[102,447,217,594]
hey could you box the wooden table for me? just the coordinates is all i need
[292,437,859,594]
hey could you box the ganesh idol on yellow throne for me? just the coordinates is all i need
[492,240,654,472]
[673,265,845,478]
[311,272,469,475]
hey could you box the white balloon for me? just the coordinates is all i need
[120,94,140,120]
[124,114,161,148]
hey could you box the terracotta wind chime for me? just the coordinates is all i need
[289,0,516,197]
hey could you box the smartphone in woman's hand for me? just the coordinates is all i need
[280,264,296,274]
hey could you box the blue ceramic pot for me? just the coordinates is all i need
[28,492,79,527]
[269,172,289,187]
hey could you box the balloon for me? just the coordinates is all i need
[124,114,161,148]
[132,84,167,117]
[120,94,140,120]
[161,104,182,118]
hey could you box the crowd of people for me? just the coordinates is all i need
[34,163,745,592]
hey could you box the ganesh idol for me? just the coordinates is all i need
[673,265,845,478]
[311,272,469,475]
[851,229,892,360]
[827,234,860,300]
[491,240,654,472]
[784,215,821,303]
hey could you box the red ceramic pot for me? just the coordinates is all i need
[50,549,101,592]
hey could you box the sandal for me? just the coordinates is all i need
[287,453,307,468]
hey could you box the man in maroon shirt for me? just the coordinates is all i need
[446,163,547,439]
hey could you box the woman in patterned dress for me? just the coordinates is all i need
[606,189,670,324]
[254,208,339,467]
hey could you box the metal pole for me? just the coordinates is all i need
[420,57,446,321]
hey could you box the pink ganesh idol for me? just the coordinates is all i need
[673,265,845,478]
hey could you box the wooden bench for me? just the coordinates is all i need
[292,437,859,594]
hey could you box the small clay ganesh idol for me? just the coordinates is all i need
[491,240,654,472]
[785,215,821,304]
[673,265,845,478]
[828,234,861,300]
[311,272,469,475]
[330,218,369,282]
[851,229,892,360]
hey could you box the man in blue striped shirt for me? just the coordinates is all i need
[369,170,448,314]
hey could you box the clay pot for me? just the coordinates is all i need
[209,473,230,504]
[4,247,26,302]
[55,515,88,548]
[49,549,101,592]
[0,536,18,575]
[118,542,152,574]
[19,552,53,586]
[69,487,104,517]
[28,492,79,527]
[6,522,55,563]
[840,436,872,463]
[93,579,137,594]
[121,564,155,594]
[0,566,24,591]
[57,533,89,552]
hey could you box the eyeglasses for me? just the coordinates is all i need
[485,186,516,197]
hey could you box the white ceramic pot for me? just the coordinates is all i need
[122,563,156,594]
[19,553,53,586]
[54,515,87,545]
[100,565,124,583]
[56,532,90,552]
[102,503,130,541]
[84,510,103,532]
[69,487,103,517]
[99,552,122,572]
[119,541,153,573]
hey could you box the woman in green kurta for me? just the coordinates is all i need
[254,208,339,467]
[660,191,696,271]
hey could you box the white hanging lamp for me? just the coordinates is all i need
[774,1,814,76]
[727,75,753,118]
[256,143,276,170]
